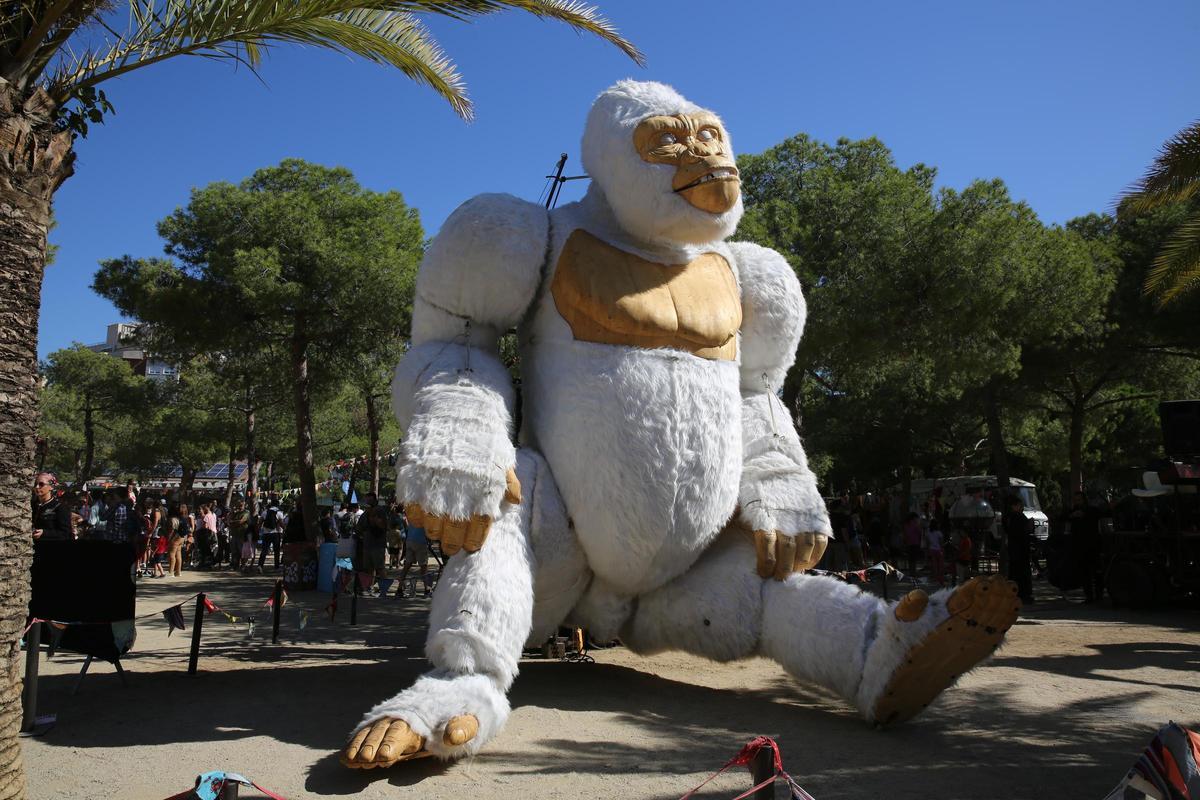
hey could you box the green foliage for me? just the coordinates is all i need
[737,131,1189,494]
[40,344,152,481]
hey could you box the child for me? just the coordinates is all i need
[925,518,945,586]
[955,529,973,585]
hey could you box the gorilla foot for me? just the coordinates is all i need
[340,715,478,769]
[339,671,508,768]
[860,575,1020,727]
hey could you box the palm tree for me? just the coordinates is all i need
[0,3,639,795]
[1124,119,1200,304]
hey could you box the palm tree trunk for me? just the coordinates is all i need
[290,320,319,542]
[0,81,75,800]
[366,393,380,497]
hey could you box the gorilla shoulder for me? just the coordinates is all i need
[417,193,549,331]
[728,241,807,390]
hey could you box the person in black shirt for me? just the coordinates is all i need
[1004,494,1034,604]
[32,472,73,541]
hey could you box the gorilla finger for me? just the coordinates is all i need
[345,725,372,760]
[812,533,828,563]
[379,721,422,760]
[774,534,797,580]
[794,532,816,566]
[443,714,479,747]
[463,516,491,552]
[425,515,445,540]
[504,467,522,505]
[358,720,391,762]
[441,518,467,554]
[755,530,777,579]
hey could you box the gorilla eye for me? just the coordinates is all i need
[657,132,678,146]
[698,128,717,142]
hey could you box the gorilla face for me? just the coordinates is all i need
[632,112,740,215]
[581,80,744,247]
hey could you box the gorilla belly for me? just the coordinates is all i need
[524,340,742,596]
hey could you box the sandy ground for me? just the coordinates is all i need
[20,567,1200,800]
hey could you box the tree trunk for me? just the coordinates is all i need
[244,403,258,517]
[983,380,1010,575]
[983,382,1011,492]
[222,440,237,510]
[0,80,75,800]
[264,461,274,494]
[1068,400,1085,503]
[366,393,381,497]
[290,323,320,542]
[80,403,94,485]
[180,465,196,500]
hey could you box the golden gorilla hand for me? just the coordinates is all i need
[405,467,522,556]
[753,530,828,581]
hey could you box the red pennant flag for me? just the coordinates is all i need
[326,595,338,621]
[203,597,218,614]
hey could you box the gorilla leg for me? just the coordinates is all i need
[622,529,1019,725]
[342,448,583,767]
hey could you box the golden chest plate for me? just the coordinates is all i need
[550,229,741,361]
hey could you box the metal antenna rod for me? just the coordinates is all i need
[544,153,588,209]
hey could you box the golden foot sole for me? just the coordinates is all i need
[872,575,1020,727]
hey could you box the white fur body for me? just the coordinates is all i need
[362,80,982,759]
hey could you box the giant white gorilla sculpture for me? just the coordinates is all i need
[340,80,1019,768]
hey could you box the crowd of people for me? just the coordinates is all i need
[30,472,439,598]
[823,487,1109,606]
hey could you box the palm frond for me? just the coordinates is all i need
[1123,119,1200,215]
[1144,206,1200,305]
[22,0,638,120]
[52,3,472,116]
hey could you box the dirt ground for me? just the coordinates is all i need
[21,568,1200,800]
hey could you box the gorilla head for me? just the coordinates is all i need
[581,80,744,247]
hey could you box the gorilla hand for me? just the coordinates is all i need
[753,530,828,581]
[405,466,521,556]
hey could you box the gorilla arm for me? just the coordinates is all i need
[730,241,832,580]
[392,193,544,555]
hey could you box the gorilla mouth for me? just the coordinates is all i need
[675,168,740,193]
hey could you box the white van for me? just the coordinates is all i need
[905,475,1051,541]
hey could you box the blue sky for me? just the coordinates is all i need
[39,0,1199,357]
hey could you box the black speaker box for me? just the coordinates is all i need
[1160,400,1200,458]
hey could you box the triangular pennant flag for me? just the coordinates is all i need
[358,572,373,591]
[298,610,309,630]
[162,605,186,636]
[203,597,218,614]
[326,595,338,621]
[246,615,256,638]
[280,590,288,608]
[337,570,352,593]
[377,578,394,596]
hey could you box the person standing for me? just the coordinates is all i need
[924,517,946,586]
[1068,491,1103,603]
[167,516,185,577]
[258,502,281,571]
[1004,494,1034,604]
[32,472,73,541]
[176,503,195,568]
[228,500,250,571]
[901,512,922,574]
[398,519,432,598]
